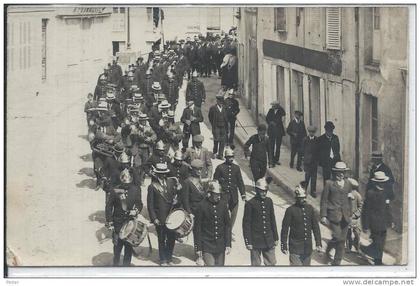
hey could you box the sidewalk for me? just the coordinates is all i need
[233,95,402,265]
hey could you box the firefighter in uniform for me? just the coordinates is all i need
[162,72,179,111]
[224,89,240,147]
[213,148,245,235]
[169,150,190,184]
[194,180,231,266]
[186,71,206,108]
[281,184,322,265]
[243,178,279,266]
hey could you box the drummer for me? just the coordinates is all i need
[105,169,143,266]
[193,180,232,266]
[147,163,179,266]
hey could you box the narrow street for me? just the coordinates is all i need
[7,73,378,267]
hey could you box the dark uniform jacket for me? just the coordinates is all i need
[180,106,203,136]
[213,162,245,196]
[186,79,206,107]
[145,154,172,175]
[208,104,228,140]
[361,187,394,232]
[225,97,240,121]
[320,179,353,223]
[141,77,154,99]
[286,119,307,146]
[317,133,341,167]
[105,183,143,233]
[243,196,279,249]
[162,79,179,107]
[147,177,178,224]
[103,156,122,188]
[194,198,232,253]
[302,136,319,167]
[182,176,206,214]
[169,162,190,183]
[280,203,321,255]
[265,107,286,137]
[244,134,272,164]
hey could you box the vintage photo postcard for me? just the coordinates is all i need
[4,3,416,278]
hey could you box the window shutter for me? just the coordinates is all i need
[326,7,341,50]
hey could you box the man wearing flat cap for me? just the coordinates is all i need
[208,91,229,159]
[244,124,273,182]
[181,100,203,151]
[194,180,231,266]
[184,135,213,181]
[361,171,395,265]
[302,125,319,198]
[243,178,279,266]
[266,101,286,166]
[318,121,341,184]
[281,184,322,265]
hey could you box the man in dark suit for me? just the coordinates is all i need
[320,161,353,266]
[266,101,286,166]
[105,169,143,266]
[169,150,190,184]
[147,163,179,266]
[180,100,204,151]
[287,111,307,171]
[182,159,206,216]
[208,92,229,159]
[302,126,319,198]
[318,121,341,184]
[244,124,273,181]
[243,178,278,266]
[368,152,395,192]
[225,89,240,147]
[186,71,206,108]
[362,171,395,265]
[194,180,231,266]
[281,184,322,265]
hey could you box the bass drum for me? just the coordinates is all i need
[165,209,194,238]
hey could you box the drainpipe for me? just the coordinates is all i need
[354,7,361,179]
[127,7,130,49]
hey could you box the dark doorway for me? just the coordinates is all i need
[112,41,120,56]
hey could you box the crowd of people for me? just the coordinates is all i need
[84,33,396,267]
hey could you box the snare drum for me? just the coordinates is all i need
[165,209,194,238]
[119,219,148,247]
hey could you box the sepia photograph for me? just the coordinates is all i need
[4,3,416,278]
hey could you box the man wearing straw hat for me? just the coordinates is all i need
[147,163,178,266]
[281,184,322,266]
[105,169,143,266]
[362,171,395,265]
[194,180,231,266]
[320,161,353,265]
[243,178,279,266]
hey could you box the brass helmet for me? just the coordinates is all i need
[120,168,133,184]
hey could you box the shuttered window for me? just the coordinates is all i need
[326,7,341,50]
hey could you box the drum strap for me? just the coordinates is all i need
[188,177,204,196]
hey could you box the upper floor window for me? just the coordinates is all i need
[274,8,287,32]
[326,7,341,50]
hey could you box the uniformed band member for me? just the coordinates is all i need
[213,148,245,233]
[105,169,143,266]
[224,89,240,147]
[181,100,204,151]
[244,124,273,182]
[362,171,394,265]
[186,71,206,108]
[169,150,190,183]
[194,180,231,266]
[182,159,206,215]
[208,91,228,159]
[243,178,278,266]
[147,163,179,266]
[281,184,322,266]
[320,161,353,266]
